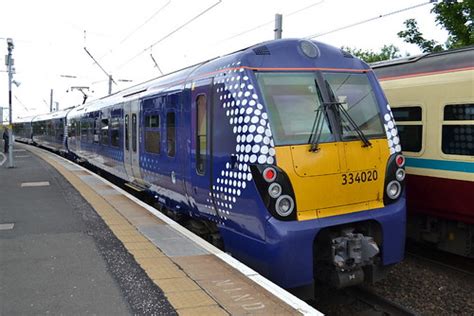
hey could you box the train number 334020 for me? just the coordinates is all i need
[341,170,378,185]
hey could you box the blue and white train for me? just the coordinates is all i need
[14,39,406,295]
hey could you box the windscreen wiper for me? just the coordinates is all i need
[323,80,371,147]
[326,101,372,147]
[308,103,329,152]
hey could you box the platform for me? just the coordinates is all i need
[0,143,319,315]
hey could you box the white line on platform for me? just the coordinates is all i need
[0,153,6,166]
[0,223,14,230]
[34,146,322,316]
[15,155,30,158]
[21,181,50,187]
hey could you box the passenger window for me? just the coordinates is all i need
[144,114,160,154]
[75,121,80,139]
[392,106,423,153]
[132,114,137,152]
[125,114,129,150]
[110,117,120,147]
[167,112,176,157]
[442,104,473,156]
[93,118,100,143]
[196,95,207,174]
[81,120,88,142]
[101,118,109,145]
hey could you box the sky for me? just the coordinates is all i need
[0,0,450,121]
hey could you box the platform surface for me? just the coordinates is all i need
[0,144,319,315]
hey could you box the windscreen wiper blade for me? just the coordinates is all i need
[326,101,372,147]
[308,80,329,152]
[308,106,326,152]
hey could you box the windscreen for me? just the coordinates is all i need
[256,72,333,146]
[323,72,385,140]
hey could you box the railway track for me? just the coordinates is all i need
[345,287,417,316]
[311,284,417,316]
[406,242,474,278]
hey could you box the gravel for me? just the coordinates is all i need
[366,256,474,315]
[311,254,474,315]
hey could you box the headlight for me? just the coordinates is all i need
[275,195,295,217]
[386,180,401,200]
[268,183,282,198]
[299,40,320,58]
[395,168,405,181]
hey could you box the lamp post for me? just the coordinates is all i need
[6,38,14,168]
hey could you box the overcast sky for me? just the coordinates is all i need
[0,0,449,121]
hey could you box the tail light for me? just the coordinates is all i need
[395,154,405,167]
[263,167,277,182]
[251,165,297,221]
[384,154,406,204]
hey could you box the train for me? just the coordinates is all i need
[372,46,474,258]
[13,38,406,296]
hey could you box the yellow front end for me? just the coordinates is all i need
[276,139,390,221]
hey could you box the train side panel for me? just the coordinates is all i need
[376,50,474,257]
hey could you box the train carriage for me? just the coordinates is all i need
[31,108,72,154]
[14,39,407,295]
[372,46,474,258]
[12,115,36,143]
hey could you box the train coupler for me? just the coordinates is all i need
[329,229,380,288]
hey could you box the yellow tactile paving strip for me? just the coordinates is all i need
[26,145,304,315]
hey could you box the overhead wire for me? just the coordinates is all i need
[96,0,172,62]
[119,0,172,45]
[14,95,30,113]
[305,1,435,39]
[115,0,222,71]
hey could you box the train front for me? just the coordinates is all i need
[237,39,406,292]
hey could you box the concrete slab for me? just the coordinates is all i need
[138,224,209,257]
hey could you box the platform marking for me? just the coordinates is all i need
[0,223,14,230]
[15,155,30,158]
[0,153,6,166]
[21,181,50,187]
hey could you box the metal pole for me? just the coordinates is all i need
[274,14,283,39]
[108,75,112,95]
[50,89,53,112]
[6,38,14,168]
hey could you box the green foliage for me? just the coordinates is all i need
[342,45,403,63]
[432,0,474,49]
[398,0,474,52]
[397,19,444,52]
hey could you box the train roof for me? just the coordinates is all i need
[371,45,474,80]
[31,107,75,122]
[68,38,369,116]
[14,115,38,124]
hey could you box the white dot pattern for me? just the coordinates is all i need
[384,104,402,154]
[211,62,276,222]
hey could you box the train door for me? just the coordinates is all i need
[186,78,217,216]
[123,99,142,183]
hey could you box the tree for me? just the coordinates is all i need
[342,45,403,63]
[397,19,444,52]
[433,0,474,49]
[398,0,474,52]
